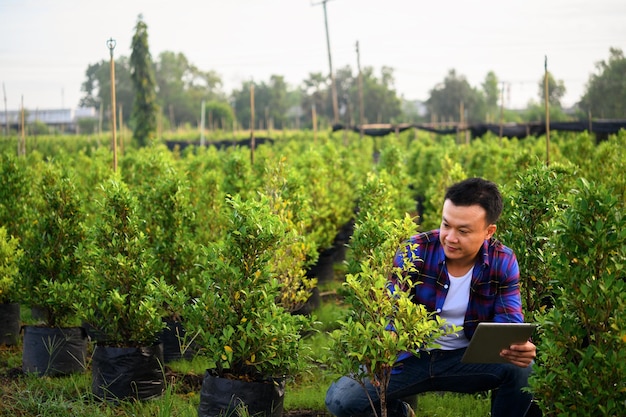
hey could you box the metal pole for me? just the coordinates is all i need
[107,38,118,172]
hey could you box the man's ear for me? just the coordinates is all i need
[486,224,497,240]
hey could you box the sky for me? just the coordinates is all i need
[1,0,625,112]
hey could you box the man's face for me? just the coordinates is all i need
[439,199,496,267]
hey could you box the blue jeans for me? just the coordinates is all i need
[325,348,533,417]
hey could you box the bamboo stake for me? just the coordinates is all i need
[107,38,118,172]
[250,83,255,165]
[19,96,25,156]
[544,56,550,166]
[200,100,206,147]
[312,104,318,145]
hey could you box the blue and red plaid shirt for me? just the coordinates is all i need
[393,229,524,340]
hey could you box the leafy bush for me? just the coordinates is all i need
[529,178,626,416]
[77,177,178,346]
[17,162,86,327]
[184,194,311,380]
[498,161,573,314]
[0,227,22,304]
[327,171,452,417]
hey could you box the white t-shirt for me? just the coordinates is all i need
[435,267,473,350]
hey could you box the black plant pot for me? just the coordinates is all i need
[160,319,197,363]
[0,302,21,346]
[198,370,285,417]
[306,246,336,283]
[22,325,88,376]
[91,343,165,403]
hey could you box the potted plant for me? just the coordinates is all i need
[76,177,180,403]
[125,148,202,362]
[0,226,22,347]
[184,194,312,417]
[326,171,454,417]
[16,163,89,376]
[263,158,318,314]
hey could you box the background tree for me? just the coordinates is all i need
[79,58,133,130]
[482,71,500,123]
[130,15,159,147]
[579,47,626,119]
[155,51,225,129]
[538,71,566,108]
[360,66,402,125]
[299,72,332,129]
[426,69,486,124]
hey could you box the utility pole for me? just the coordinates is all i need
[107,38,118,172]
[313,0,339,126]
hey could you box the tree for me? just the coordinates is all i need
[155,51,225,129]
[79,58,133,129]
[300,72,332,129]
[482,71,500,122]
[579,47,626,119]
[426,69,486,124]
[538,71,566,108]
[130,15,159,147]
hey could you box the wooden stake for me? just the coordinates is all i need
[250,83,255,165]
[107,38,118,172]
[312,104,318,145]
[544,56,550,166]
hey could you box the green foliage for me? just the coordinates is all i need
[579,47,626,119]
[294,139,358,252]
[122,147,201,308]
[426,69,486,123]
[327,170,452,417]
[184,194,311,379]
[421,155,466,231]
[0,152,32,239]
[529,178,626,416]
[77,177,175,346]
[17,162,86,327]
[263,157,318,312]
[130,15,159,147]
[498,161,573,314]
[0,227,22,303]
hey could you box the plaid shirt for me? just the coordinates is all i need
[393,229,524,340]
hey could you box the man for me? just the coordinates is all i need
[326,177,537,417]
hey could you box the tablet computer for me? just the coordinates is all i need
[461,322,537,364]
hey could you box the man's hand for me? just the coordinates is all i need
[500,340,536,368]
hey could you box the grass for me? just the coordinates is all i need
[0,264,491,416]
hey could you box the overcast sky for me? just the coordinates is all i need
[1,0,625,112]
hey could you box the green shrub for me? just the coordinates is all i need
[0,227,22,303]
[530,178,626,416]
[17,162,86,327]
[77,177,177,346]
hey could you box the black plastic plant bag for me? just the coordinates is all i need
[160,319,196,363]
[91,343,165,403]
[22,325,87,376]
[198,370,285,417]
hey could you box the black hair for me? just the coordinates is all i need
[444,177,503,225]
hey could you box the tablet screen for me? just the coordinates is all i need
[461,322,537,364]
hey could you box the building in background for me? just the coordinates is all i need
[1,107,98,134]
